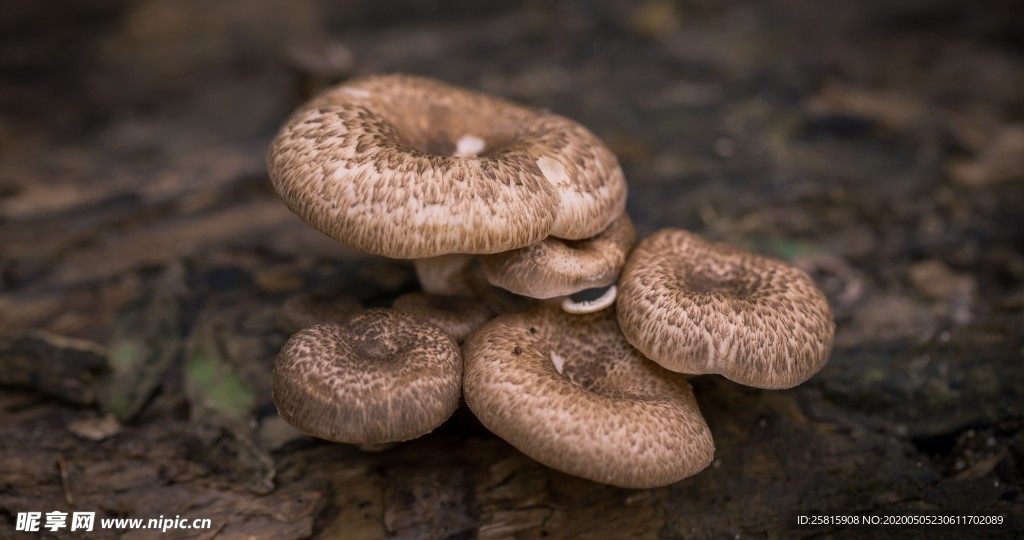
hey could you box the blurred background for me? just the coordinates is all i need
[1,0,1022,538]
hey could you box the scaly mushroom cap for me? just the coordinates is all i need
[480,212,636,299]
[463,306,715,488]
[273,308,462,445]
[391,292,494,343]
[268,74,627,259]
[616,229,835,389]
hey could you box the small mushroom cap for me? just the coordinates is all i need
[480,212,636,299]
[616,229,835,389]
[391,292,494,343]
[268,74,626,259]
[276,290,363,333]
[273,308,462,445]
[463,306,715,488]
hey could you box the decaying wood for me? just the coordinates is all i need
[1,0,1022,538]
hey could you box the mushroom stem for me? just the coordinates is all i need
[414,254,475,295]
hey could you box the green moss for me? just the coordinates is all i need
[110,341,140,368]
[185,353,254,420]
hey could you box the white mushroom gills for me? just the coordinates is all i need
[562,285,617,314]
[454,134,486,157]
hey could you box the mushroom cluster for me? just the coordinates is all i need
[267,74,834,488]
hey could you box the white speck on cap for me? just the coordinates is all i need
[550,351,566,374]
[536,156,567,187]
[454,134,486,157]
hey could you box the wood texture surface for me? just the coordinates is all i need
[1,0,1022,538]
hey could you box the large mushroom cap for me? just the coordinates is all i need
[268,74,627,259]
[463,306,715,488]
[616,229,835,389]
[480,212,636,299]
[273,308,462,445]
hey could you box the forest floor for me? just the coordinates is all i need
[1,0,1022,538]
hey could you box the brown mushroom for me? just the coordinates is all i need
[479,212,636,301]
[463,305,715,488]
[616,229,835,389]
[273,308,462,445]
[267,74,627,259]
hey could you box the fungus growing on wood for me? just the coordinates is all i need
[273,309,462,445]
[267,74,627,260]
[463,305,715,488]
[616,229,835,389]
